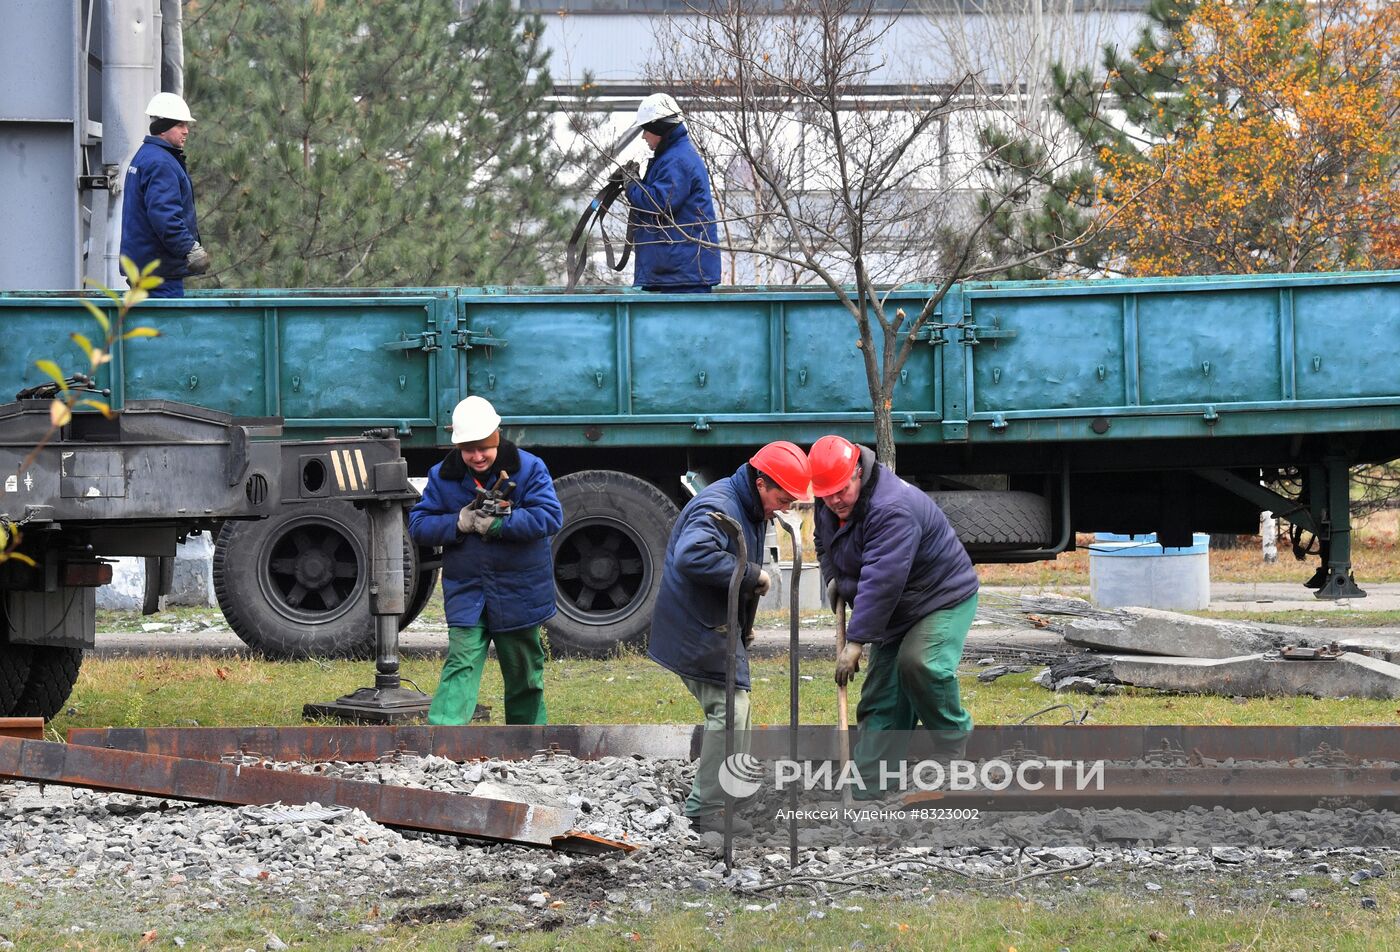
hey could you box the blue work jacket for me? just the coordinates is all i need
[625,124,721,290]
[121,136,200,296]
[649,464,767,690]
[408,441,563,632]
[814,446,979,646]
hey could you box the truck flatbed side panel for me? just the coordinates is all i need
[1,272,1396,450]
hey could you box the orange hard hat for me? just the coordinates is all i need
[809,435,859,497]
[748,441,812,502]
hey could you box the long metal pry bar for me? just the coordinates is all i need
[775,512,802,870]
[709,510,747,872]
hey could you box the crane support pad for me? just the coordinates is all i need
[0,736,633,854]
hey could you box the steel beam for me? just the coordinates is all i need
[0,736,632,854]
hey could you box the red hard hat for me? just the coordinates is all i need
[809,435,859,497]
[748,441,812,502]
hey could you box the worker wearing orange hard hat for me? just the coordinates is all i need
[649,442,811,834]
[810,434,979,798]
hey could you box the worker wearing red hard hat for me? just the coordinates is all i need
[648,442,812,835]
[809,434,979,797]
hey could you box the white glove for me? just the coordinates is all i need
[186,242,211,274]
[754,570,771,597]
[457,507,493,535]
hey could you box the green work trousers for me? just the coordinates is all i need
[427,624,547,726]
[680,675,752,818]
[851,593,977,798]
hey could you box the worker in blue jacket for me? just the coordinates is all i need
[619,93,720,292]
[809,435,980,799]
[120,93,210,297]
[409,396,563,725]
[649,442,811,834]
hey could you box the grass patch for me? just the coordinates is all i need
[1189,609,1400,628]
[8,879,1400,951]
[50,653,1400,735]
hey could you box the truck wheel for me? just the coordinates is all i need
[0,642,33,716]
[213,500,414,660]
[10,646,84,720]
[549,471,679,658]
[928,490,1052,553]
[402,545,440,629]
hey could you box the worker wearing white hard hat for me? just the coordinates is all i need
[120,93,210,297]
[408,397,564,726]
[614,93,721,293]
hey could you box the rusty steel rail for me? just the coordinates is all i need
[901,766,1400,812]
[68,724,1400,766]
[0,736,632,855]
[0,718,45,741]
[68,724,699,763]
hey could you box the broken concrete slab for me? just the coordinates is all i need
[1065,607,1279,659]
[1109,652,1400,699]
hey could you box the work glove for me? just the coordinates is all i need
[457,507,494,537]
[826,578,855,612]
[754,569,772,597]
[607,160,640,184]
[834,641,864,687]
[185,242,211,275]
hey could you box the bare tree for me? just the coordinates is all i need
[642,0,1111,467]
[917,0,1122,136]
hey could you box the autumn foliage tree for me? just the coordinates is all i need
[1084,0,1398,275]
[975,0,1397,278]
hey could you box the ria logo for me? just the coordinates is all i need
[717,752,764,799]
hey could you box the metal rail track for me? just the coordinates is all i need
[54,724,1400,814]
[66,724,1400,766]
[0,734,631,854]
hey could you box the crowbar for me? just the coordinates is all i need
[775,511,802,869]
[709,510,747,872]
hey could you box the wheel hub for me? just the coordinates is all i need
[581,548,620,589]
[294,551,333,590]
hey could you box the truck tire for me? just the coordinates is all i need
[928,490,1052,553]
[213,501,414,660]
[401,545,440,629]
[549,471,679,658]
[0,642,32,716]
[10,645,83,720]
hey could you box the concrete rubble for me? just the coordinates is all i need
[1028,602,1400,700]
[1108,652,1400,700]
[1064,608,1280,659]
[2,751,1398,941]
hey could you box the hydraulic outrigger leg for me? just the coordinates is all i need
[1308,457,1366,600]
[305,456,434,722]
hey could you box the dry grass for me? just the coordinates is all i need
[981,511,1400,586]
[776,508,1400,586]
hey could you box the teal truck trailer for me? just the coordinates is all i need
[3,270,1398,659]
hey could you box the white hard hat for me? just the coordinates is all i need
[145,92,195,123]
[633,93,683,129]
[450,396,501,444]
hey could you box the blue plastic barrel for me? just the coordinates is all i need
[1088,532,1211,609]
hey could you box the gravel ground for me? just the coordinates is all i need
[3,752,1398,946]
